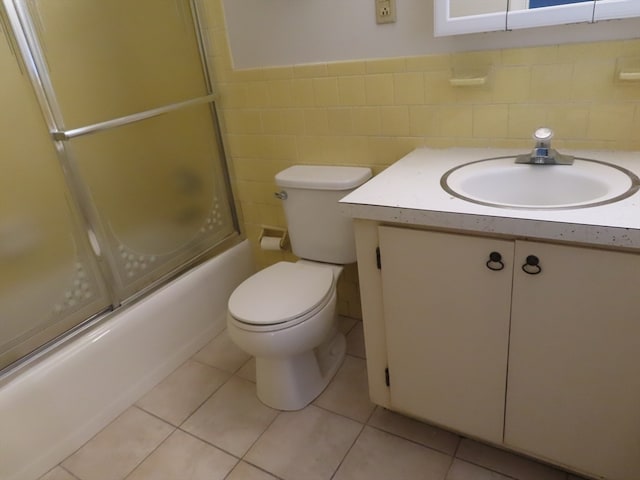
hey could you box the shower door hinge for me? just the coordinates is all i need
[385,367,390,387]
[52,130,68,141]
[376,247,382,269]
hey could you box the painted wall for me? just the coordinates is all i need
[222,0,640,69]
[200,0,640,318]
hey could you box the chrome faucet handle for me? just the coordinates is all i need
[533,127,554,143]
[533,128,554,152]
[515,127,573,165]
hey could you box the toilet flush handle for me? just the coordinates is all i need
[274,190,288,200]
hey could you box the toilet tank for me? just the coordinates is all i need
[275,165,372,264]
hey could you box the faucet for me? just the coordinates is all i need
[515,127,574,165]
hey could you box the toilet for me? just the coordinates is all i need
[227,165,372,410]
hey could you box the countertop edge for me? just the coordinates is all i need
[340,201,640,251]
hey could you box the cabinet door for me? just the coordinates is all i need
[507,241,640,480]
[379,227,513,443]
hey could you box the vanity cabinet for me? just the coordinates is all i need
[370,224,640,480]
[378,226,513,444]
[507,240,640,480]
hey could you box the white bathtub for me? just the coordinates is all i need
[0,240,254,480]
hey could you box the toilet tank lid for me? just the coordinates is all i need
[275,165,372,190]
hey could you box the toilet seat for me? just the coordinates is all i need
[228,262,335,331]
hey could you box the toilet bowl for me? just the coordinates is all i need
[227,260,345,411]
[226,164,372,411]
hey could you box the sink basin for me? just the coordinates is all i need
[441,157,640,210]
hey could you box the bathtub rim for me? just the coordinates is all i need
[0,238,253,480]
[0,233,244,384]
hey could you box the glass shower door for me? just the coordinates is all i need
[1,0,238,370]
[0,18,111,369]
[23,0,211,127]
[65,103,236,297]
[12,0,238,300]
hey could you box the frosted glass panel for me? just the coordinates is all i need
[0,29,110,368]
[67,104,235,297]
[25,0,208,127]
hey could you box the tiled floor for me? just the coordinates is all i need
[39,317,589,480]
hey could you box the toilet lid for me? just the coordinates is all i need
[228,262,334,326]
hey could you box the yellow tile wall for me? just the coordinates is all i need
[201,0,640,319]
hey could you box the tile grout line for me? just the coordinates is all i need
[442,456,457,480]
[236,399,282,457]
[169,361,236,425]
[175,424,242,461]
[312,401,370,424]
[55,405,152,478]
[120,417,177,480]
[134,352,246,430]
[221,402,286,480]
[220,458,244,480]
[160,364,278,460]
[58,465,82,480]
[134,403,184,428]
[363,420,459,459]
[232,458,287,480]
[328,421,367,480]
[129,368,250,477]
[452,439,558,480]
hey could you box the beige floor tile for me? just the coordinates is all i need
[226,462,279,480]
[38,467,78,480]
[182,376,277,457]
[193,329,251,373]
[457,439,567,480]
[568,475,590,480]
[333,425,452,480]
[61,407,174,480]
[124,430,236,480]
[315,355,375,422]
[136,360,230,425]
[245,404,362,480]
[346,322,366,358]
[236,357,256,383]
[446,459,511,480]
[368,407,460,455]
[337,315,358,335]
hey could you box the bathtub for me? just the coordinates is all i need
[0,239,254,480]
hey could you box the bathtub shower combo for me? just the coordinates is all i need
[0,1,247,479]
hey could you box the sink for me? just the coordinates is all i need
[441,157,640,210]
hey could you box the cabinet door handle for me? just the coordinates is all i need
[522,255,542,275]
[486,251,504,271]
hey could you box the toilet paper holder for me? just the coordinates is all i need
[259,226,289,251]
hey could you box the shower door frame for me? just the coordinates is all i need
[0,0,241,373]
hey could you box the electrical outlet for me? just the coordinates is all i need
[376,0,396,24]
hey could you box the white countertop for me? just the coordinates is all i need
[340,147,640,250]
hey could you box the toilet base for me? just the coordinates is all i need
[255,329,346,411]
